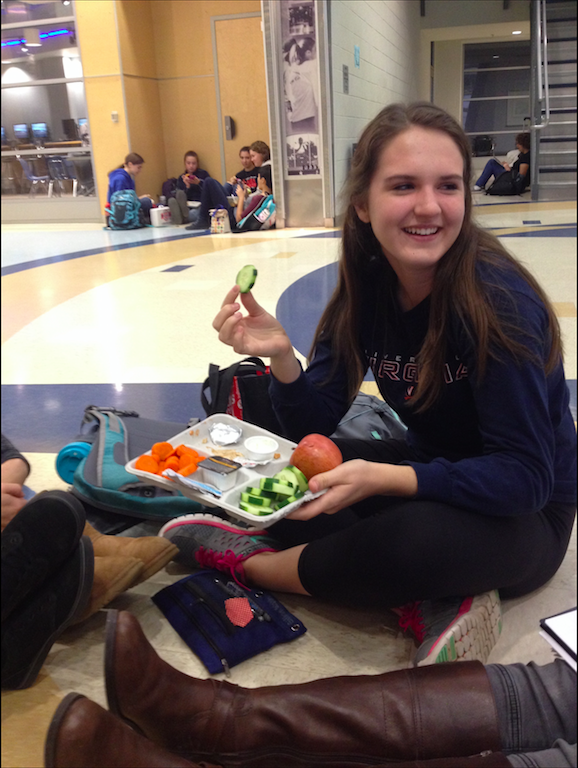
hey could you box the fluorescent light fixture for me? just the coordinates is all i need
[2,29,70,48]
[512,30,522,35]
[25,28,41,46]
[41,29,70,38]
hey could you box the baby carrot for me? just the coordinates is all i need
[135,455,159,474]
[152,442,174,460]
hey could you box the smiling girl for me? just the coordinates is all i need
[167,103,576,667]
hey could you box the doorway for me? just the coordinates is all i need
[213,14,271,181]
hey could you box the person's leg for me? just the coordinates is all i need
[186,206,202,228]
[188,178,233,230]
[475,158,507,188]
[2,491,86,623]
[486,660,577,757]
[105,610,507,766]
[507,741,576,768]
[45,692,197,768]
[139,196,153,218]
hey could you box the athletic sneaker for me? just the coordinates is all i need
[397,590,502,666]
[159,513,279,585]
[473,185,483,191]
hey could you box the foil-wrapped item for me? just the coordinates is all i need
[209,421,242,446]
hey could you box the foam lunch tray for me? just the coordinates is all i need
[124,414,323,528]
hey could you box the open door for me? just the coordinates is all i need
[214,15,271,180]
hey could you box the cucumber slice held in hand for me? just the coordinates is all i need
[236,264,258,293]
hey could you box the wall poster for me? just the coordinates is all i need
[280,0,322,178]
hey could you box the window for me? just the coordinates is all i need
[1,1,95,205]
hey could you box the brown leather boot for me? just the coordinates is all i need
[105,610,504,768]
[71,557,143,624]
[83,521,179,585]
[44,692,220,767]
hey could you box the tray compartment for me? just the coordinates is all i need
[125,414,303,527]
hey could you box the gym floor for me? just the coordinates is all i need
[1,194,576,767]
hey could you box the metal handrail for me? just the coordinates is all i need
[533,0,550,130]
[541,0,550,125]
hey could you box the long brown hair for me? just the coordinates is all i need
[110,152,144,174]
[310,102,562,412]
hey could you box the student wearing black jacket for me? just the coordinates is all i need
[169,151,211,225]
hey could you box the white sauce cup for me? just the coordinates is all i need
[243,436,279,462]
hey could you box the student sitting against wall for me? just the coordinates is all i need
[106,153,154,224]
[473,133,530,193]
[226,145,259,195]
[185,140,273,232]
[168,150,211,226]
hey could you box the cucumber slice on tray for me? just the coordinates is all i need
[240,492,272,507]
[240,501,273,515]
[284,465,309,493]
[259,478,295,496]
[275,490,305,510]
[236,265,257,293]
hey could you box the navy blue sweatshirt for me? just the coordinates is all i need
[269,259,576,518]
[176,168,210,202]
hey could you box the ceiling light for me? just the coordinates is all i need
[24,28,42,47]
[21,46,28,52]
[493,55,499,59]
[63,0,71,5]
[512,30,522,35]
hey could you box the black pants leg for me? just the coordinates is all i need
[269,438,575,609]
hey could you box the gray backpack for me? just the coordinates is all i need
[332,392,407,441]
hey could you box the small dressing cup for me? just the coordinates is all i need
[243,436,279,462]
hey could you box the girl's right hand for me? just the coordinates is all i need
[213,286,294,360]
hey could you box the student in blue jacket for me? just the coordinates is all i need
[173,103,577,667]
[107,153,154,222]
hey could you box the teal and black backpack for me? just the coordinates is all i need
[109,189,146,229]
[57,406,203,524]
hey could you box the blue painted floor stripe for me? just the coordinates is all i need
[1,383,205,453]
[1,229,209,276]
[500,226,576,238]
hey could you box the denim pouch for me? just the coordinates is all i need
[152,569,307,675]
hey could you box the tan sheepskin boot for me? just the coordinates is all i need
[71,556,144,624]
[83,521,179,585]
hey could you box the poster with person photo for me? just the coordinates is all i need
[280,0,322,178]
[286,134,320,176]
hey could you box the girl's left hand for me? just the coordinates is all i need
[286,459,419,521]
[286,460,385,520]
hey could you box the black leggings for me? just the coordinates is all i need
[269,439,576,609]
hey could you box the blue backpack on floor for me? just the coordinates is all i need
[236,195,276,232]
[109,189,146,229]
[58,406,203,521]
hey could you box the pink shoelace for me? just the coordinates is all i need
[397,601,426,643]
[195,547,248,589]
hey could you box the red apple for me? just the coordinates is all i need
[289,434,343,481]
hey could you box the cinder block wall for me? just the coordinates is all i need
[330,0,421,212]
